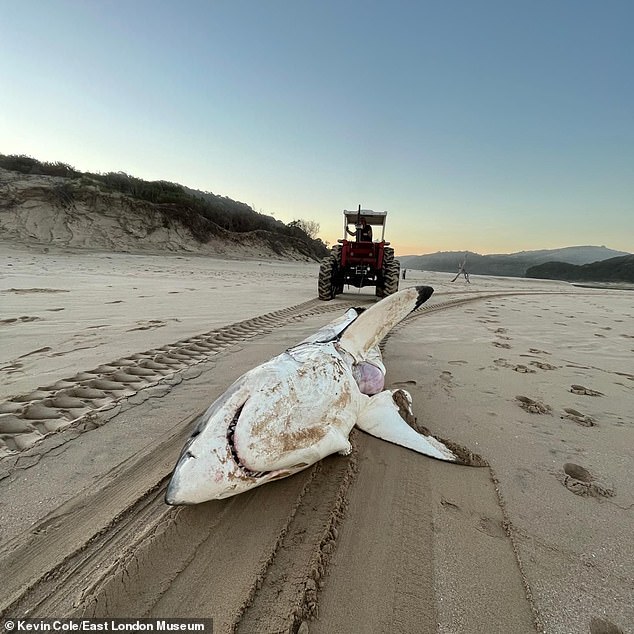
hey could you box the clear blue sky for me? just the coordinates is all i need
[1,0,632,255]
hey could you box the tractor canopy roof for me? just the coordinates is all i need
[343,209,387,226]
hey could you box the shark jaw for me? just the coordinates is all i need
[165,450,295,504]
[165,364,330,506]
[164,403,299,504]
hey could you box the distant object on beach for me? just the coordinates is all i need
[400,246,631,278]
[526,254,634,284]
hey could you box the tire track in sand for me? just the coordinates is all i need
[0,298,353,461]
[1,290,589,631]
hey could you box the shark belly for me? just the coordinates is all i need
[233,344,361,472]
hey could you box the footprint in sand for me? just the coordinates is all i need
[440,497,460,511]
[561,463,614,498]
[570,384,604,397]
[512,364,536,374]
[529,360,558,371]
[515,396,551,414]
[1,316,42,325]
[439,371,454,393]
[448,360,467,365]
[561,408,595,427]
[440,500,502,538]
[528,348,550,355]
[589,616,625,634]
[565,363,590,370]
[476,516,506,539]
[0,361,23,375]
[2,287,69,294]
[127,320,167,332]
[492,341,511,349]
[18,347,52,359]
[393,380,417,387]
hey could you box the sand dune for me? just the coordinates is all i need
[0,243,632,633]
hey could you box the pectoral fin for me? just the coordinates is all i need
[355,389,458,462]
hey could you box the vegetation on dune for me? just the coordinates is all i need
[0,153,328,258]
[0,154,81,179]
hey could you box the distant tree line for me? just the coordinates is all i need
[0,153,328,257]
[526,255,634,283]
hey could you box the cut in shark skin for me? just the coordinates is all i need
[166,286,459,505]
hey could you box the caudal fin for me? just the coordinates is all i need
[338,286,433,361]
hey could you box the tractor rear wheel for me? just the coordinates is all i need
[384,258,400,296]
[376,247,396,298]
[318,256,339,300]
[331,245,344,293]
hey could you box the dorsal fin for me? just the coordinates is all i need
[338,286,433,360]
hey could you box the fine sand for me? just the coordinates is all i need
[1,243,632,633]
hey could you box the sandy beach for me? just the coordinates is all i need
[1,243,632,633]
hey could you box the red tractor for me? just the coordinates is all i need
[318,206,400,300]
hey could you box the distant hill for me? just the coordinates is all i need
[0,154,328,261]
[526,255,634,283]
[400,246,630,278]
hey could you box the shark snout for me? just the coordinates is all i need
[165,476,186,505]
[165,449,197,505]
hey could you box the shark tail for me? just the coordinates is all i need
[338,286,433,360]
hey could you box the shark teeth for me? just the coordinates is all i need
[226,406,266,478]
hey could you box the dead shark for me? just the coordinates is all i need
[166,286,462,504]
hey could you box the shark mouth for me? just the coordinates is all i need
[226,405,268,478]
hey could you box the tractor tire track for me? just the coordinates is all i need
[0,290,592,631]
[0,298,355,462]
